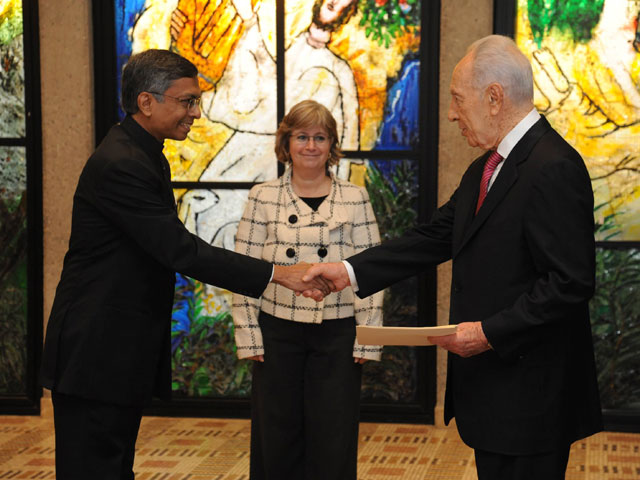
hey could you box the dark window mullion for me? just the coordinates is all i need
[341,150,421,160]
[276,0,285,177]
[0,138,27,147]
[171,181,258,190]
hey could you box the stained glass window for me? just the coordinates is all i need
[0,0,41,412]
[0,146,27,395]
[514,0,640,241]
[109,0,435,418]
[0,0,25,137]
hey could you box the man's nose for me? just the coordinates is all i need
[192,104,202,119]
[447,99,458,122]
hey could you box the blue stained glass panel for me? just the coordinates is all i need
[375,59,420,150]
[114,0,146,120]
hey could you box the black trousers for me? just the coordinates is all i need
[51,391,143,480]
[250,314,363,480]
[474,446,571,480]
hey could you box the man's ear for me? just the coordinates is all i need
[487,83,504,115]
[137,92,154,118]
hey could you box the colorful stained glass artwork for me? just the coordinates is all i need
[175,187,249,310]
[114,0,425,402]
[114,0,147,120]
[171,187,251,397]
[0,146,27,394]
[172,272,255,397]
[116,0,421,182]
[515,0,640,240]
[312,0,421,151]
[590,246,640,411]
[0,0,25,138]
[0,145,25,199]
[362,158,418,403]
[119,0,277,182]
[374,60,420,150]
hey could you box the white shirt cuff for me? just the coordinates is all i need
[342,260,359,292]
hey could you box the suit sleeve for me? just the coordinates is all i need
[93,148,272,298]
[348,187,457,298]
[482,153,595,361]
[350,188,384,360]
[232,186,267,359]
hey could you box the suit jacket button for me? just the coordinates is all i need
[289,214,298,224]
[317,247,328,258]
[286,248,296,258]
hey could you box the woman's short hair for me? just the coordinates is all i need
[275,100,342,167]
[121,49,198,114]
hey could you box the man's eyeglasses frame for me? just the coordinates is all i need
[148,92,201,111]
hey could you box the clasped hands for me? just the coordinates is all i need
[271,262,349,300]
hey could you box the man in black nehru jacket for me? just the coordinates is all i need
[41,49,329,480]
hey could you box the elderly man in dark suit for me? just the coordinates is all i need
[41,49,328,480]
[303,35,603,480]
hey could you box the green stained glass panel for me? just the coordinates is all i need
[172,188,251,398]
[515,0,640,241]
[0,2,25,138]
[0,145,27,395]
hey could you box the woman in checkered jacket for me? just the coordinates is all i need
[232,100,384,480]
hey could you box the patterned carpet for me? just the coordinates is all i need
[0,400,638,479]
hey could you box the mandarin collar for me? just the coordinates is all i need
[120,115,165,158]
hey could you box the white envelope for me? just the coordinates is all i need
[356,325,458,346]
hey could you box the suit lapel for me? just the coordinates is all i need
[454,116,552,257]
[455,153,487,246]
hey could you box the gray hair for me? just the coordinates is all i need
[121,49,198,114]
[466,35,533,105]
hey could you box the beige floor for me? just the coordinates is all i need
[0,399,639,479]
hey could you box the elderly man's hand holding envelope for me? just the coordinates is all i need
[302,262,491,357]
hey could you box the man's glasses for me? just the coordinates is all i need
[149,92,201,111]
[292,134,329,145]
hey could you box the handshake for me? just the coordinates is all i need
[271,262,351,301]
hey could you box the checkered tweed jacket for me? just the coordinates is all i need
[232,168,383,360]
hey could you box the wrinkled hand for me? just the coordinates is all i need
[427,322,491,358]
[354,357,368,364]
[247,355,264,362]
[301,262,350,300]
[272,263,334,300]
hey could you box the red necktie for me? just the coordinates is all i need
[476,151,503,213]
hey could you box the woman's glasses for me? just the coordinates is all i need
[292,134,328,145]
